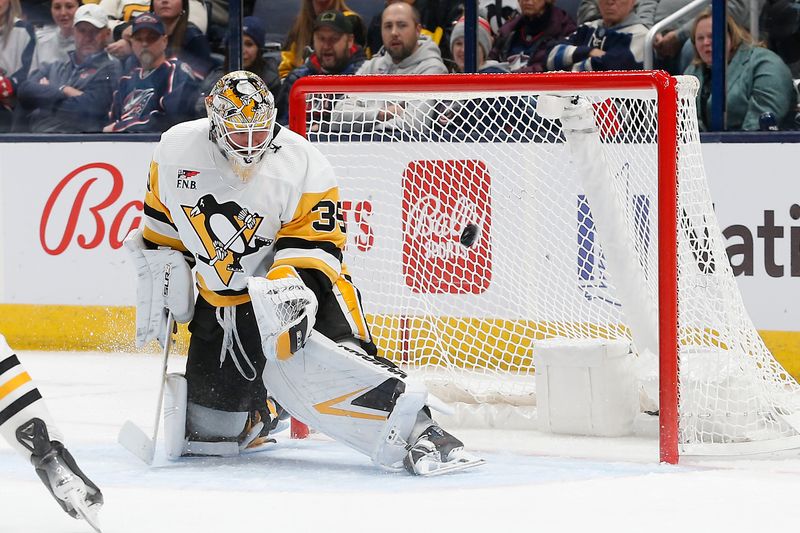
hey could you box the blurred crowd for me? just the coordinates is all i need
[1,0,798,133]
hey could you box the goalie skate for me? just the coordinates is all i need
[403,425,485,476]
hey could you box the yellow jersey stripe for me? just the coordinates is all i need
[196,274,251,307]
[0,372,31,401]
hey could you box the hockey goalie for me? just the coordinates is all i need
[127,70,483,475]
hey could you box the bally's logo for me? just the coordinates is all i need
[401,159,492,294]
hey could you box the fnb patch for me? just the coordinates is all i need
[177,169,199,189]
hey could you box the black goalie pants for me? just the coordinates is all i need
[186,277,378,414]
[185,296,267,413]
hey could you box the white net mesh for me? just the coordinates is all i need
[292,73,800,455]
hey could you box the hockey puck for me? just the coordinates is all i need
[460,223,480,247]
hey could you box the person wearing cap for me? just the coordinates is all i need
[488,0,575,73]
[279,0,367,79]
[276,10,366,126]
[448,16,508,73]
[16,4,121,133]
[0,0,35,132]
[105,0,212,78]
[104,12,199,132]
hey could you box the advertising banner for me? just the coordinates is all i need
[0,141,797,336]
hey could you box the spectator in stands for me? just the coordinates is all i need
[576,0,655,26]
[546,0,647,71]
[366,0,455,58]
[195,15,280,116]
[331,2,447,135]
[651,0,758,74]
[104,12,198,132]
[357,2,447,75]
[488,0,575,72]
[0,0,35,132]
[684,10,795,131]
[16,4,121,132]
[279,0,366,78]
[29,0,80,74]
[276,10,366,125]
[449,16,508,72]
[105,0,212,77]
[436,16,511,140]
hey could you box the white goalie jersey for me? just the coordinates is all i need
[142,119,346,307]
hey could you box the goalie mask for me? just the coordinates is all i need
[206,70,276,183]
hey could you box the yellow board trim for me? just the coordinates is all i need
[0,372,31,400]
[1,304,799,382]
[314,387,389,421]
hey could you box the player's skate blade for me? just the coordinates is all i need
[44,452,104,532]
[403,425,485,476]
[65,489,103,533]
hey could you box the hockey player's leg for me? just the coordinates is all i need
[17,418,104,531]
[0,335,103,531]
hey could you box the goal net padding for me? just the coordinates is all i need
[288,72,800,461]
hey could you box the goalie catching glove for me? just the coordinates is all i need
[124,228,195,348]
[249,268,317,360]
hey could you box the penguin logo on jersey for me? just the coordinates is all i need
[182,195,272,285]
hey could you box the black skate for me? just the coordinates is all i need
[403,425,485,476]
[16,418,104,532]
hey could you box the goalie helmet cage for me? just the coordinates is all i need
[286,71,800,464]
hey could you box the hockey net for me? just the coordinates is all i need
[288,72,800,462]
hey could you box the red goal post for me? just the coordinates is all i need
[284,71,797,464]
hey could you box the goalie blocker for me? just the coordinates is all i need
[247,276,484,475]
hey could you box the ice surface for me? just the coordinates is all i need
[2,351,800,533]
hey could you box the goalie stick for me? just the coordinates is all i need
[118,312,174,465]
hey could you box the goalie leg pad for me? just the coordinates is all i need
[163,373,188,460]
[261,332,428,469]
[184,403,248,457]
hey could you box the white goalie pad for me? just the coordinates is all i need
[248,276,427,468]
[263,332,428,468]
[124,229,195,348]
[163,373,188,460]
